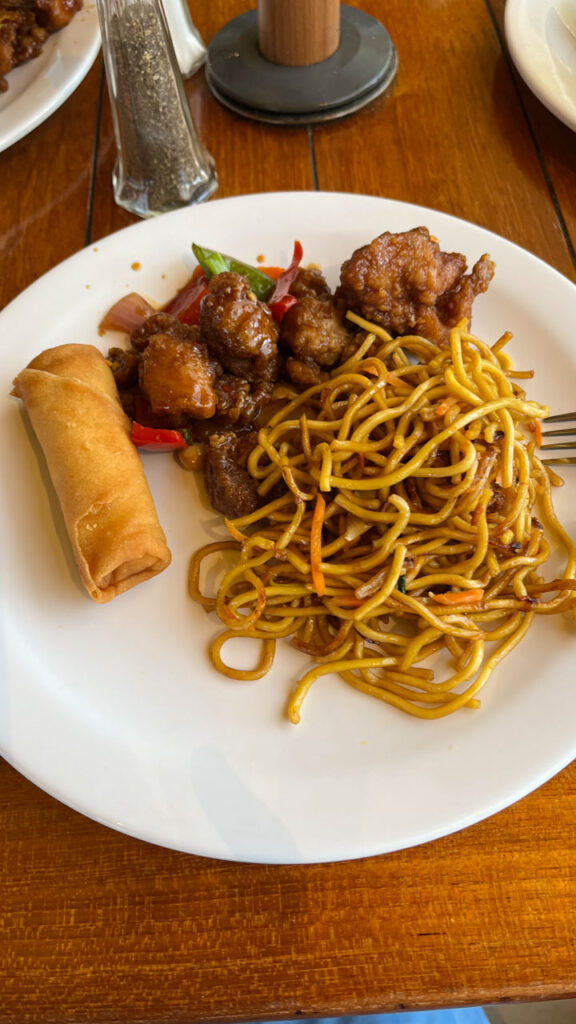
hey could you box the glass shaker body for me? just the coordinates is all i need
[96,0,218,218]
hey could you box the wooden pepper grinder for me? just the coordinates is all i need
[258,0,340,67]
[205,1,398,125]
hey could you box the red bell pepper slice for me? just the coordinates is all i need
[131,421,191,451]
[266,241,303,321]
[268,293,298,322]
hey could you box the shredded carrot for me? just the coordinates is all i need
[435,396,460,417]
[310,493,326,596]
[358,359,381,377]
[429,588,485,605]
[471,503,485,526]
[533,419,543,446]
[260,266,284,280]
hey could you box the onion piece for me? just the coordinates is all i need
[99,292,157,333]
[268,240,303,306]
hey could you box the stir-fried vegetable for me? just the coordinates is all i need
[191,240,304,322]
[162,265,210,324]
[192,243,277,301]
[101,240,305,336]
[99,292,156,333]
[131,422,192,451]
[267,240,303,322]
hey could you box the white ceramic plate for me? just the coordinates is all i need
[0,2,100,153]
[2,192,576,864]
[505,0,576,132]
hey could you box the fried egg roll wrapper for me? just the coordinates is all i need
[12,343,171,603]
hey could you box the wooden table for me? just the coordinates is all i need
[2,1,576,1020]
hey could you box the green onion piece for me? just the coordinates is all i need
[192,244,230,278]
[397,574,407,594]
[192,243,276,301]
[226,258,276,300]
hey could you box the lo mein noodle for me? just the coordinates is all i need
[190,315,576,722]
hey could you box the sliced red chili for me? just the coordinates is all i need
[267,241,303,308]
[131,421,190,451]
[269,293,297,322]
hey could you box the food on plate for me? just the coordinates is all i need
[0,0,82,91]
[104,229,493,520]
[339,227,495,343]
[190,317,576,722]
[98,226,574,722]
[12,343,171,602]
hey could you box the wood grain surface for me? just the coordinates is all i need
[2,0,576,1021]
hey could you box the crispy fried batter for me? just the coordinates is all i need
[0,0,81,90]
[280,296,350,368]
[338,227,495,344]
[199,272,280,382]
[139,334,217,420]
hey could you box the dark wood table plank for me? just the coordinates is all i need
[489,0,576,265]
[3,757,576,1023]
[311,0,575,282]
[0,61,102,311]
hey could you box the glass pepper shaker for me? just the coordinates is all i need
[96,0,218,218]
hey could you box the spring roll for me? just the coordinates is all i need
[12,343,171,602]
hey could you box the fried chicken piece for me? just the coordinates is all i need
[284,356,329,389]
[130,311,194,352]
[35,0,82,31]
[213,373,275,425]
[0,0,80,90]
[199,272,280,382]
[138,334,217,420]
[107,346,140,390]
[0,11,47,89]
[290,267,333,301]
[208,429,259,467]
[203,448,261,518]
[280,296,350,367]
[0,18,18,90]
[338,227,495,344]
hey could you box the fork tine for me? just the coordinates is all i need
[544,411,576,422]
[539,413,576,464]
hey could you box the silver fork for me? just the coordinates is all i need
[539,412,576,465]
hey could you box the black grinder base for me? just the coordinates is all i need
[205,5,398,126]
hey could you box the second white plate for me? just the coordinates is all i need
[505,0,576,131]
[0,2,100,153]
